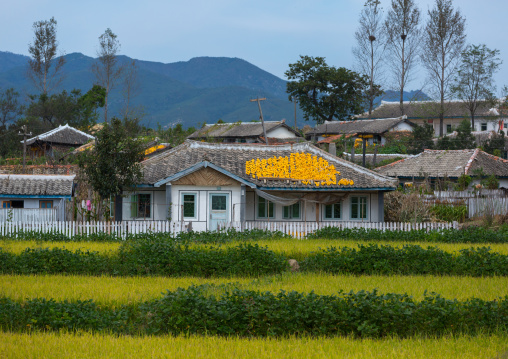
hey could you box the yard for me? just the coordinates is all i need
[1,229,507,358]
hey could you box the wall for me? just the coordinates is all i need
[267,127,298,139]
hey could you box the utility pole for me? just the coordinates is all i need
[293,97,298,131]
[250,97,268,145]
[18,125,32,174]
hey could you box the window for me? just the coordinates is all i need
[324,203,341,220]
[257,196,274,218]
[182,193,197,219]
[39,200,53,209]
[446,124,452,133]
[2,201,11,209]
[130,194,151,218]
[351,197,367,219]
[481,123,488,131]
[283,202,300,219]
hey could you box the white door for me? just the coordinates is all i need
[209,193,229,231]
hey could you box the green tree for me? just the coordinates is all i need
[285,56,371,124]
[436,119,475,149]
[0,88,24,128]
[451,44,502,129]
[27,17,65,95]
[157,123,196,147]
[409,121,434,154]
[77,118,145,216]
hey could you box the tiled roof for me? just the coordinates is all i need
[0,175,75,196]
[141,140,397,190]
[376,149,508,178]
[25,124,95,146]
[310,116,413,136]
[188,121,301,139]
[357,100,498,119]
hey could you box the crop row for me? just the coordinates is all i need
[1,286,508,338]
[1,240,508,277]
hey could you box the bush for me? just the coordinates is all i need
[430,204,468,222]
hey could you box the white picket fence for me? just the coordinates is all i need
[467,197,508,218]
[0,208,58,222]
[0,220,458,240]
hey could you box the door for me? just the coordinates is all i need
[209,193,229,231]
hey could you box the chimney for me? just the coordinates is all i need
[328,142,336,156]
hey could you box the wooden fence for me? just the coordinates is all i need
[0,208,58,222]
[467,197,508,218]
[0,220,458,240]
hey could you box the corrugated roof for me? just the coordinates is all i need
[141,140,397,190]
[188,121,301,139]
[376,149,508,178]
[24,124,95,146]
[0,174,75,196]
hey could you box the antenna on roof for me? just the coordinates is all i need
[250,97,269,145]
[18,125,32,174]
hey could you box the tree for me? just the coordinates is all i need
[409,121,434,154]
[27,17,65,95]
[0,88,24,128]
[421,0,466,137]
[77,118,145,216]
[451,44,502,129]
[384,0,422,115]
[436,119,475,149]
[353,0,386,116]
[121,60,144,121]
[92,28,124,123]
[285,56,370,124]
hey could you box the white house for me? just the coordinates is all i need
[119,140,397,231]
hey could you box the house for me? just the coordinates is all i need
[376,149,508,189]
[357,100,507,136]
[187,120,302,143]
[118,140,397,230]
[24,124,95,158]
[307,116,414,145]
[0,174,75,221]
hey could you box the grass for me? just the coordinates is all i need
[2,273,508,305]
[2,238,508,258]
[1,332,507,359]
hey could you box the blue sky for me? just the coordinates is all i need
[1,0,506,95]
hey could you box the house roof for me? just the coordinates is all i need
[357,100,499,120]
[310,116,413,137]
[140,140,397,190]
[188,121,301,139]
[0,174,75,196]
[376,149,508,179]
[24,124,95,146]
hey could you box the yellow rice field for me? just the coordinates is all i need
[2,273,507,305]
[1,331,507,359]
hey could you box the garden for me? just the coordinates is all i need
[1,228,508,358]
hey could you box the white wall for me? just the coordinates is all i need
[390,122,414,132]
[0,197,64,209]
[267,127,298,138]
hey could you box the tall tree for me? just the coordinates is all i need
[384,0,422,115]
[421,0,466,137]
[451,44,502,129]
[286,56,370,124]
[120,60,143,120]
[27,17,65,95]
[92,28,124,123]
[0,88,24,128]
[353,0,386,116]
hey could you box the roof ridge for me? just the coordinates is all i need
[464,148,481,175]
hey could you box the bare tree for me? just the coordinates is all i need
[384,0,421,115]
[353,0,386,117]
[27,17,65,95]
[121,60,144,120]
[421,0,466,137]
[92,28,124,123]
[451,44,502,129]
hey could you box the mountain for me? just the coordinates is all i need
[0,51,430,129]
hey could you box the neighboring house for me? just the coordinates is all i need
[119,140,397,230]
[308,116,414,145]
[187,120,302,143]
[376,149,508,189]
[357,100,507,136]
[0,174,75,221]
[24,124,95,158]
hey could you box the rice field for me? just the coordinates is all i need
[1,331,507,359]
[2,272,508,305]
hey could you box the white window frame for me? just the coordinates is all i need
[181,192,198,221]
[323,202,341,220]
[257,195,275,219]
[350,196,368,220]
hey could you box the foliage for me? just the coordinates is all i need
[77,118,145,200]
[451,44,502,128]
[481,175,499,190]
[483,130,505,157]
[436,119,475,150]
[455,174,472,191]
[383,191,432,222]
[430,203,467,222]
[409,121,434,154]
[156,123,196,147]
[0,88,24,127]
[285,56,371,124]
[27,17,65,95]
[1,286,508,338]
